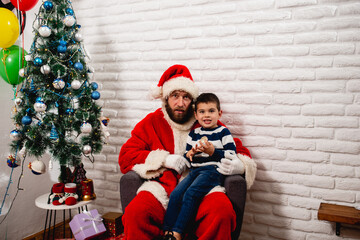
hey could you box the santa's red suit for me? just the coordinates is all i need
[119,107,254,240]
[118,65,256,240]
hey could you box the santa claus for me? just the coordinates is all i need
[118,64,256,240]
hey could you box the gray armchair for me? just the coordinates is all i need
[120,171,247,240]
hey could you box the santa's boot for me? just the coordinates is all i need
[60,183,78,205]
[49,183,65,205]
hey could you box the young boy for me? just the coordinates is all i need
[162,93,237,240]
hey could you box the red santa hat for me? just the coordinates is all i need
[150,64,199,100]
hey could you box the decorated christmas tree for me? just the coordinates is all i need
[8,0,108,182]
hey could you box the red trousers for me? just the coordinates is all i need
[122,191,236,240]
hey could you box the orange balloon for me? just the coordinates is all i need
[0,8,20,49]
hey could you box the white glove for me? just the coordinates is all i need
[217,151,245,175]
[164,154,190,174]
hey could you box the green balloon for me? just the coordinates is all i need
[0,45,28,86]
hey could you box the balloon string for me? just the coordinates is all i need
[18,10,26,95]
[1,50,11,84]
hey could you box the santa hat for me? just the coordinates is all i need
[150,64,199,100]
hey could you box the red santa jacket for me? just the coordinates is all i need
[119,107,252,208]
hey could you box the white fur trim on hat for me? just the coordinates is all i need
[150,76,199,100]
[132,150,169,179]
[162,76,199,100]
[137,181,169,209]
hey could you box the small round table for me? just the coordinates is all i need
[35,193,93,240]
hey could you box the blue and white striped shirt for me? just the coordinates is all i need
[184,125,236,168]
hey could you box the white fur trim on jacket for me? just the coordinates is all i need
[206,185,226,195]
[137,181,169,209]
[132,150,169,179]
[238,154,257,189]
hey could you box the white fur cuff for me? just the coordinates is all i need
[132,150,169,179]
[137,181,169,209]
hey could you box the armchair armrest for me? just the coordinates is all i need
[120,171,144,212]
[224,174,247,239]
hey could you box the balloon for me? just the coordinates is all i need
[10,0,39,11]
[0,2,27,35]
[0,8,19,48]
[0,1,15,11]
[0,45,28,85]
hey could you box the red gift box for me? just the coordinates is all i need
[102,212,123,237]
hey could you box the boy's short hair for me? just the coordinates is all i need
[194,93,221,111]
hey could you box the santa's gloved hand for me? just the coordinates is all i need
[217,151,245,175]
[164,154,190,174]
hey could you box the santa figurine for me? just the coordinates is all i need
[59,183,78,205]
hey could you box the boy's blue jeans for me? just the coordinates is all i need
[163,165,224,234]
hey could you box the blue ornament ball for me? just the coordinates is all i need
[22,116,32,125]
[91,91,100,100]
[59,40,67,46]
[7,156,19,168]
[66,108,74,115]
[74,62,83,71]
[43,1,53,10]
[10,130,21,141]
[91,82,98,90]
[57,45,67,53]
[34,57,43,66]
[36,97,44,102]
[66,8,74,15]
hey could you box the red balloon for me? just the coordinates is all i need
[10,0,39,11]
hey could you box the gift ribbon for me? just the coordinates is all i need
[73,210,103,235]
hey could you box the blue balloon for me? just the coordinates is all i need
[22,116,32,125]
[91,91,100,100]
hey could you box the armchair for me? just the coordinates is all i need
[120,171,247,240]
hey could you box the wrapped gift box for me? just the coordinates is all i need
[102,212,123,237]
[69,209,106,240]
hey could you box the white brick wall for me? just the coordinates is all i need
[73,0,360,239]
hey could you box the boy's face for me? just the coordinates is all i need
[194,102,222,129]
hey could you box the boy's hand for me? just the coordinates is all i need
[186,147,198,162]
[196,137,215,156]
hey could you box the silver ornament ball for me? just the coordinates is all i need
[74,32,83,42]
[34,102,47,112]
[39,25,51,37]
[71,80,82,90]
[14,97,22,106]
[53,79,65,89]
[19,68,25,77]
[10,130,21,141]
[25,55,33,61]
[40,64,51,75]
[63,15,76,27]
[81,122,92,133]
[83,145,92,154]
